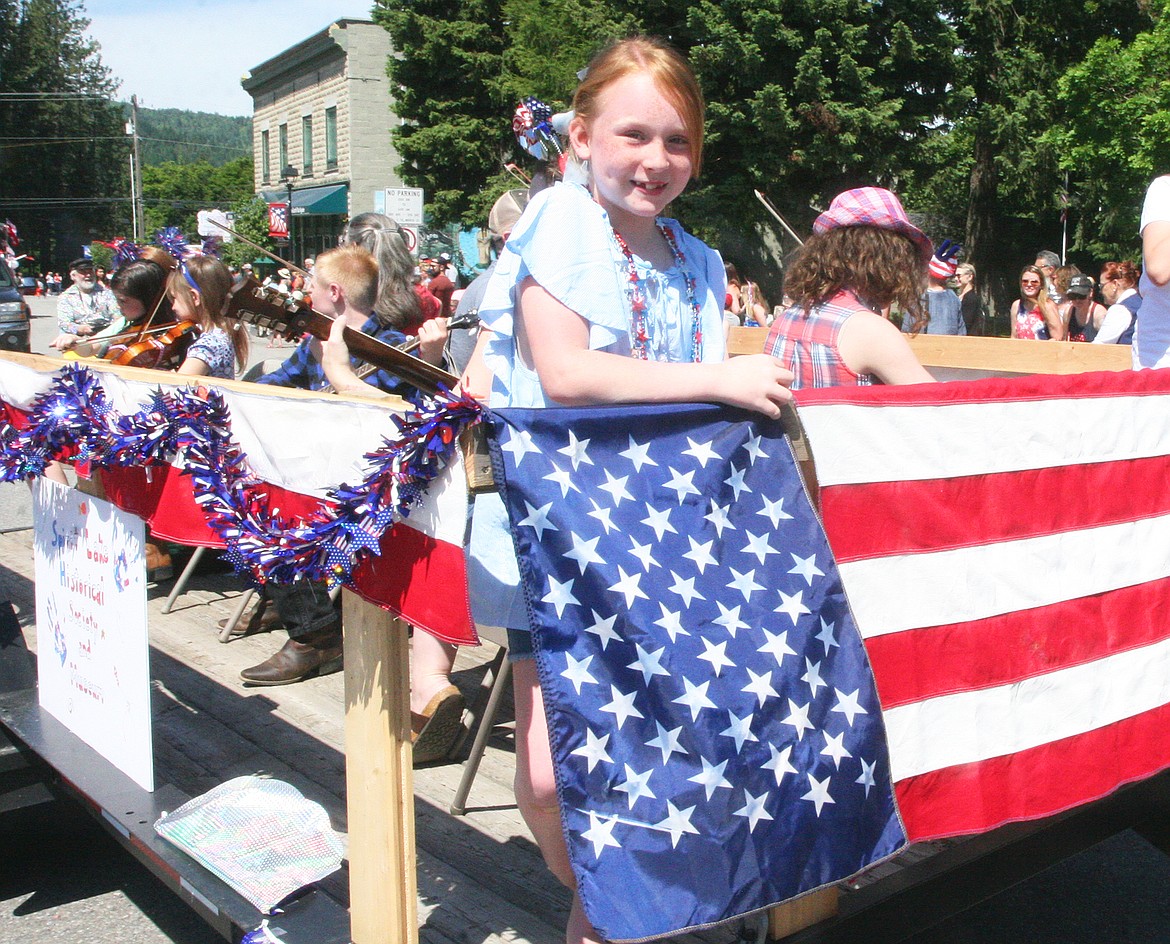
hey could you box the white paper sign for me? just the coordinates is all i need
[33,480,154,791]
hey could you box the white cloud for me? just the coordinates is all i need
[85,1,374,116]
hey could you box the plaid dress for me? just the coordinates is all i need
[764,290,875,390]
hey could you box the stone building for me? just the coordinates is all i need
[242,18,404,262]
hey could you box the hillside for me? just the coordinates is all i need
[135,107,251,167]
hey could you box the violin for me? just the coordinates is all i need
[105,320,198,370]
[224,276,459,396]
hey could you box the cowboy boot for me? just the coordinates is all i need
[239,622,343,686]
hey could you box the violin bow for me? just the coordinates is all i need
[753,190,805,247]
[206,220,309,276]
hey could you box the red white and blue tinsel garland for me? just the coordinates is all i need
[0,364,483,589]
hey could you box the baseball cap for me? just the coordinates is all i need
[489,189,529,238]
[1066,274,1094,298]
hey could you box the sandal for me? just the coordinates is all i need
[411,685,465,765]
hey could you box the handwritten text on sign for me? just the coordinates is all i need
[33,479,154,791]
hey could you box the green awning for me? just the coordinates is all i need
[262,184,348,216]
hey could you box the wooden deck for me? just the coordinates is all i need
[0,527,750,944]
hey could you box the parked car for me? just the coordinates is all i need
[0,260,32,352]
[18,275,40,296]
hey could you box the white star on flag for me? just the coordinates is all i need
[641,503,676,541]
[815,617,839,655]
[615,764,656,809]
[758,628,796,666]
[698,637,734,675]
[581,811,622,857]
[821,731,852,769]
[856,758,877,797]
[724,463,750,500]
[562,652,598,694]
[704,499,735,537]
[712,601,749,638]
[558,429,593,470]
[683,536,718,574]
[628,644,671,686]
[501,426,540,466]
[587,499,617,533]
[734,789,774,832]
[645,722,687,764]
[741,668,779,706]
[571,728,613,772]
[600,684,643,729]
[803,657,826,696]
[782,699,815,740]
[775,589,810,625]
[682,437,720,467]
[688,756,732,800]
[544,463,580,497]
[802,774,836,816]
[742,530,779,565]
[719,710,759,752]
[762,743,798,786]
[788,553,824,586]
[518,500,557,539]
[627,535,659,572]
[584,611,621,650]
[609,566,647,608]
[655,801,699,847]
[673,677,716,721]
[653,603,689,642]
[832,688,868,727]
[668,571,706,608]
[543,575,578,617]
[564,531,604,574]
[619,435,657,472]
[598,470,634,506]
[742,432,769,464]
[726,567,764,602]
[757,495,793,527]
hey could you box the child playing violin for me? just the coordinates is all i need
[168,255,249,379]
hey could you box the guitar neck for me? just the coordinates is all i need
[287,308,459,396]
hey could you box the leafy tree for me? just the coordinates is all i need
[0,0,127,268]
[912,0,1149,315]
[666,0,956,249]
[375,0,510,227]
[1048,0,1170,261]
[218,196,276,271]
[141,156,254,235]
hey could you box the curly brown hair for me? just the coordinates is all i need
[783,226,927,333]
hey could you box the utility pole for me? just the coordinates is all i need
[129,96,146,240]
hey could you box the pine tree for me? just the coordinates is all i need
[0,0,127,268]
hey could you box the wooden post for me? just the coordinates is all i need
[343,591,418,944]
[767,887,839,940]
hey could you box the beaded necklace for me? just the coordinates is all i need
[611,221,703,362]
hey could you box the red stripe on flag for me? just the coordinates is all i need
[796,366,1170,408]
[895,700,1170,840]
[867,577,1170,708]
[820,454,1170,563]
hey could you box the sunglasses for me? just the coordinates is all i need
[1021,279,1041,286]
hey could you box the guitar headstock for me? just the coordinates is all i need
[225,276,314,340]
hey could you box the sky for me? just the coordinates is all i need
[84,0,374,116]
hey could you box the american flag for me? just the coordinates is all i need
[488,403,906,943]
[797,367,1170,841]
